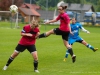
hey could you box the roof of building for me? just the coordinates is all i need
[61,3,95,11]
[20,3,40,10]
[19,7,40,16]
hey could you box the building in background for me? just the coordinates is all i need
[60,3,95,22]
[18,3,40,23]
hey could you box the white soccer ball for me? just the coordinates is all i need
[10,5,18,13]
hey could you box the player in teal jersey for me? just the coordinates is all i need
[64,18,98,62]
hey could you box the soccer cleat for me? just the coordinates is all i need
[72,55,76,63]
[34,70,40,73]
[63,58,67,62]
[93,48,98,52]
[3,65,8,70]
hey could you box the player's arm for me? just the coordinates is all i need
[35,32,40,39]
[81,27,90,34]
[21,27,32,37]
[45,15,60,24]
[21,33,33,37]
[45,19,57,24]
[68,24,73,35]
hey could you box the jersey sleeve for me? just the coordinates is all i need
[21,26,26,33]
[36,28,40,32]
[79,23,83,29]
[56,14,60,21]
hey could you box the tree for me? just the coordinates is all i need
[64,0,81,3]
[97,0,100,11]
[0,0,24,11]
[0,0,12,11]
[14,0,24,6]
[35,0,60,8]
[24,0,36,4]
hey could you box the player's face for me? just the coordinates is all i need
[30,24,35,29]
[57,7,63,13]
[72,18,76,24]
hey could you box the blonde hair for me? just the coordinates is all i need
[30,19,39,28]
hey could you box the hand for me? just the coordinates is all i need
[70,32,74,35]
[87,31,90,34]
[45,21,50,24]
[26,33,33,37]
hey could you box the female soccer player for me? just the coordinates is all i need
[3,20,40,73]
[39,5,76,63]
[64,18,98,62]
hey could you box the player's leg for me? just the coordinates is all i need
[27,45,39,73]
[81,40,98,52]
[38,29,54,38]
[3,44,26,70]
[62,34,76,63]
[3,51,20,70]
[39,28,63,38]
[64,38,76,59]
[63,40,76,63]
[32,51,39,73]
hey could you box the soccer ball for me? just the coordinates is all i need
[10,5,18,13]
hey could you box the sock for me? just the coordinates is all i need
[6,57,14,66]
[39,33,46,38]
[67,48,74,57]
[86,44,94,50]
[34,60,38,70]
[65,50,69,58]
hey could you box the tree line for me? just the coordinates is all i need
[0,0,100,11]
[23,0,100,12]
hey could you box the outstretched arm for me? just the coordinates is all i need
[81,27,90,34]
[45,19,57,24]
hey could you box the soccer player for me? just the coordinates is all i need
[3,20,40,73]
[63,18,98,62]
[38,5,76,63]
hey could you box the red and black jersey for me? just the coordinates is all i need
[56,12,70,32]
[19,24,40,45]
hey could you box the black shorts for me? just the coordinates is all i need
[15,44,36,53]
[53,28,70,41]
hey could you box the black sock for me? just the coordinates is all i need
[34,60,38,70]
[39,33,46,38]
[6,57,14,66]
[68,48,73,56]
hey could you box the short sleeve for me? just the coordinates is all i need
[79,23,82,29]
[35,27,40,33]
[21,26,26,33]
[37,28,40,32]
[56,15,60,21]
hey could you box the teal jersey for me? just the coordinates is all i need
[69,22,82,39]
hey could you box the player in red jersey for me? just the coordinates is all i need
[39,5,76,63]
[3,20,40,73]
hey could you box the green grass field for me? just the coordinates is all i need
[0,22,100,75]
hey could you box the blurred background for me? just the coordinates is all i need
[0,0,100,28]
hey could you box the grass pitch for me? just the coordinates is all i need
[0,23,100,75]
